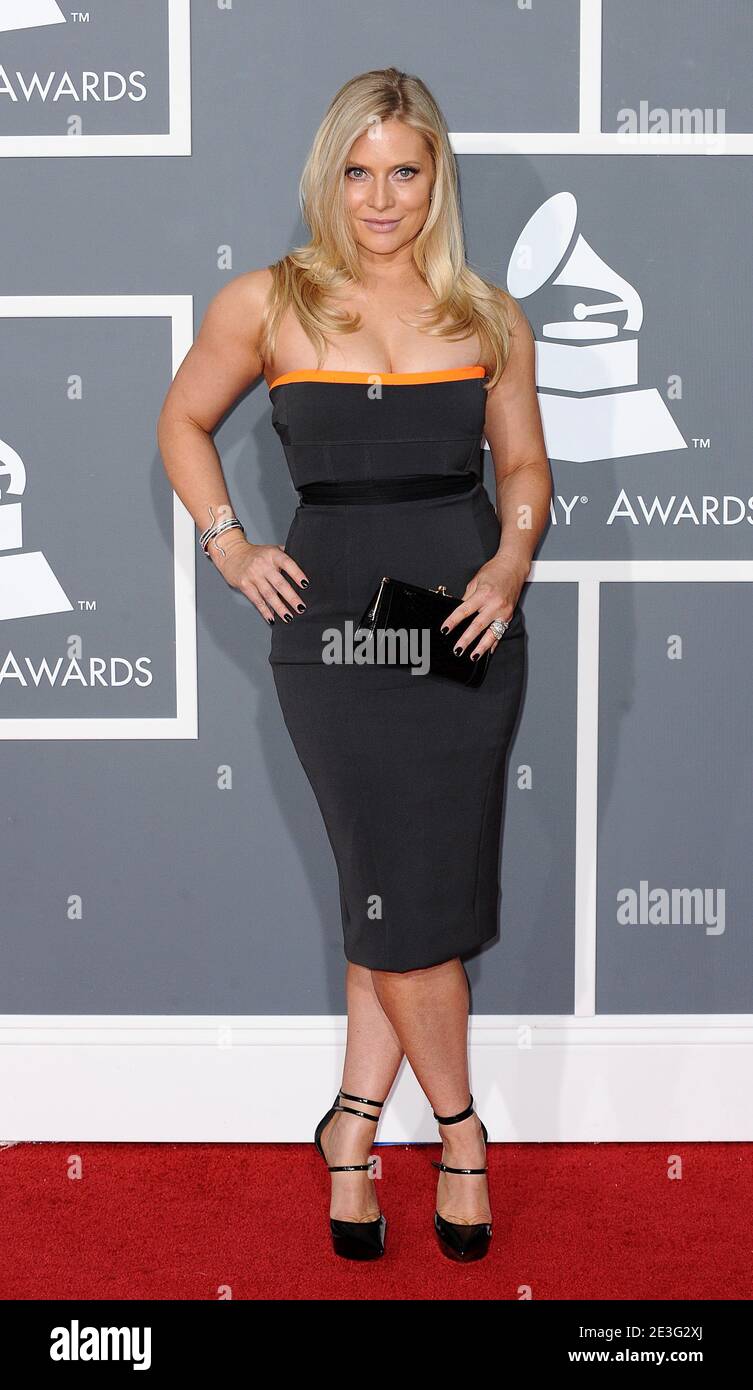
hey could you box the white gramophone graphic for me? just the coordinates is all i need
[0,0,65,33]
[506,191,687,463]
[0,437,73,621]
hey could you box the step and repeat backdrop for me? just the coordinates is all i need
[2,0,751,1044]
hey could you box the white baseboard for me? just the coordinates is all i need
[2,1015,753,1141]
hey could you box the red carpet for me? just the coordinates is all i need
[1,1140,750,1300]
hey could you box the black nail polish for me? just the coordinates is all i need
[267,617,274,626]
[470,652,479,661]
[300,579,309,589]
[283,613,293,623]
[453,646,462,656]
[296,603,306,613]
[441,625,449,635]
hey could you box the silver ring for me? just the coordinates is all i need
[488,618,509,640]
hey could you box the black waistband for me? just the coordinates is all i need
[298,473,479,505]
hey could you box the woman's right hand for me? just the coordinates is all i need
[211,535,309,625]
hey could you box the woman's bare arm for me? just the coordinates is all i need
[441,299,552,659]
[482,302,552,579]
[156,269,308,624]
[157,269,267,541]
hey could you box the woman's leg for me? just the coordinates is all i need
[370,957,490,1225]
[321,962,404,1222]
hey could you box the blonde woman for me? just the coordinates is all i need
[157,67,551,1263]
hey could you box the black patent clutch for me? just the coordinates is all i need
[355,576,492,688]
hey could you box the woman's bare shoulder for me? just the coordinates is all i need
[235,266,275,309]
[157,268,277,425]
[202,267,273,344]
[486,282,527,332]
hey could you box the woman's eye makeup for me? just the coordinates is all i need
[345,165,420,180]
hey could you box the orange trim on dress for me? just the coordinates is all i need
[268,364,487,390]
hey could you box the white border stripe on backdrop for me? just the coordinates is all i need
[3,1014,753,1142]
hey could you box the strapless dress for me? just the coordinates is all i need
[266,365,526,972]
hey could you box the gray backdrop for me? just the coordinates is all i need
[1,0,750,1014]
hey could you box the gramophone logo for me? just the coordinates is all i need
[506,191,687,463]
[0,0,65,32]
[0,435,72,621]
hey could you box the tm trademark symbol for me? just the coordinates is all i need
[77,599,97,611]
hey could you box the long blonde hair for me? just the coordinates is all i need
[260,67,516,389]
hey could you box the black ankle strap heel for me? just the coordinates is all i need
[314,1089,387,1260]
[431,1093,492,1262]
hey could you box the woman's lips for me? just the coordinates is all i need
[362,218,401,232]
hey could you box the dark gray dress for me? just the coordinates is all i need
[267,366,526,972]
